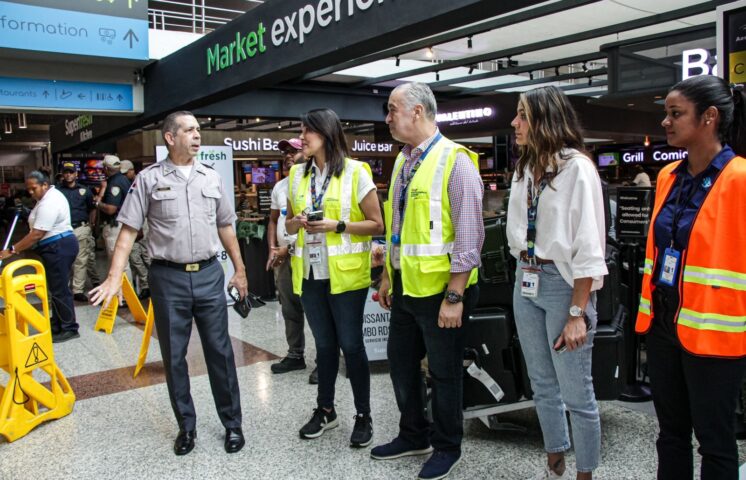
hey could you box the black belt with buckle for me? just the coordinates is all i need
[152,256,217,272]
[519,250,554,265]
[72,221,89,229]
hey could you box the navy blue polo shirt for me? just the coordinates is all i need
[57,182,94,225]
[101,172,131,222]
[652,145,735,288]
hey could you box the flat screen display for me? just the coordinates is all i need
[598,152,619,167]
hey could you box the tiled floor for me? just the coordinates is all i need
[0,298,744,479]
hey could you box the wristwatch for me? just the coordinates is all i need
[569,305,585,318]
[335,220,346,233]
[444,290,464,304]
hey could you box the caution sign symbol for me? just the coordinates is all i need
[25,342,49,368]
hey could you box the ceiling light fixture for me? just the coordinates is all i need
[425,47,434,59]
[467,36,473,49]
[582,62,588,72]
[395,55,400,67]
[644,135,650,147]
[554,67,560,76]
[3,118,11,135]
[256,117,261,122]
[588,76,593,86]
[435,71,440,81]
[17,113,27,129]
[529,71,534,80]
[468,65,475,74]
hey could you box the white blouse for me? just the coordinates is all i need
[507,149,608,291]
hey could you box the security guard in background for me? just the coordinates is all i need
[121,160,151,299]
[95,154,132,284]
[90,110,247,456]
[57,162,96,302]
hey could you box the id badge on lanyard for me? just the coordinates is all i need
[520,267,540,298]
[658,247,681,287]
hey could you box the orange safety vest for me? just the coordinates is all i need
[635,156,746,358]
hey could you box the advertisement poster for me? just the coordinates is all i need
[155,145,235,300]
[718,1,746,84]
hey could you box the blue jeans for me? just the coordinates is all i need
[513,262,600,472]
[300,276,370,414]
[387,271,478,453]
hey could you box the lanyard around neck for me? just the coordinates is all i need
[310,164,332,211]
[395,133,442,234]
[525,174,552,261]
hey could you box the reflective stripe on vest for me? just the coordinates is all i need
[683,265,746,291]
[678,308,746,333]
[293,241,372,258]
[643,258,653,276]
[401,243,454,257]
[638,297,651,316]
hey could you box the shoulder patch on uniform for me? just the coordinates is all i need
[112,186,121,196]
[79,188,86,196]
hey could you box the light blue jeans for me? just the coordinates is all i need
[513,262,601,473]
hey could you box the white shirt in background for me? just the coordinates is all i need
[507,149,608,291]
[29,186,73,240]
[633,171,652,187]
[270,176,297,248]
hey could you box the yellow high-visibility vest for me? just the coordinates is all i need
[383,136,479,297]
[288,158,372,296]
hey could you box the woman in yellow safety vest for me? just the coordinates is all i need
[636,75,746,480]
[285,108,384,448]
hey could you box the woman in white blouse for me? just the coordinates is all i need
[0,171,80,343]
[507,86,607,480]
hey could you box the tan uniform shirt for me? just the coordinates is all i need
[117,157,237,263]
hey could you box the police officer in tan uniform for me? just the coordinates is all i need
[91,111,247,456]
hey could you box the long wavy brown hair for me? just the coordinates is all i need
[514,86,587,184]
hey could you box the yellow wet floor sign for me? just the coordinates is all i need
[0,260,75,442]
[94,275,147,334]
[133,301,155,378]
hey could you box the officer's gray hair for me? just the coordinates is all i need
[392,82,438,122]
[161,110,195,141]
[27,170,50,186]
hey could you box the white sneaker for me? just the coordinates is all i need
[529,464,571,480]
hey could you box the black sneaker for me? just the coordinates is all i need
[308,366,318,384]
[52,331,80,343]
[271,356,306,374]
[299,407,338,439]
[350,413,373,448]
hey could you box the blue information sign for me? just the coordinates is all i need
[0,1,148,60]
[0,76,134,111]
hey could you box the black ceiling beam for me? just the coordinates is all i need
[292,0,602,83]
[355,1,725,87]
[453,68,607,96]
[428,52,605,88]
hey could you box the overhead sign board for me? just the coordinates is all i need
[717,1,746,84]
[0,0,148,60]
[0,76,135,112]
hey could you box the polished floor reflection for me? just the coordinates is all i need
[0,300,743,479]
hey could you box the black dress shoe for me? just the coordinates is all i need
[174,430,196,456]
[224,427,245,453]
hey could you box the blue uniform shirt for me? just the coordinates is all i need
[652,145,735,287]
[102,172,131,223]
[57,182,94,225]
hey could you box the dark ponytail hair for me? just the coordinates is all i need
[300,108,349,178]
[670,75,746,155]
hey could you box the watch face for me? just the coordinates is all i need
[569,305,583,317]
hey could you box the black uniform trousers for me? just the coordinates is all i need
[149,259,242,432]
[647,287,746,480]
[36,234,79,333]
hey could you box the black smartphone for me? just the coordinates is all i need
[228,286,251,319]
[554,315,593,353]
[306,210,324,221]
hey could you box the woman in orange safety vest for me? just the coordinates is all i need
[636,75,746,480]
